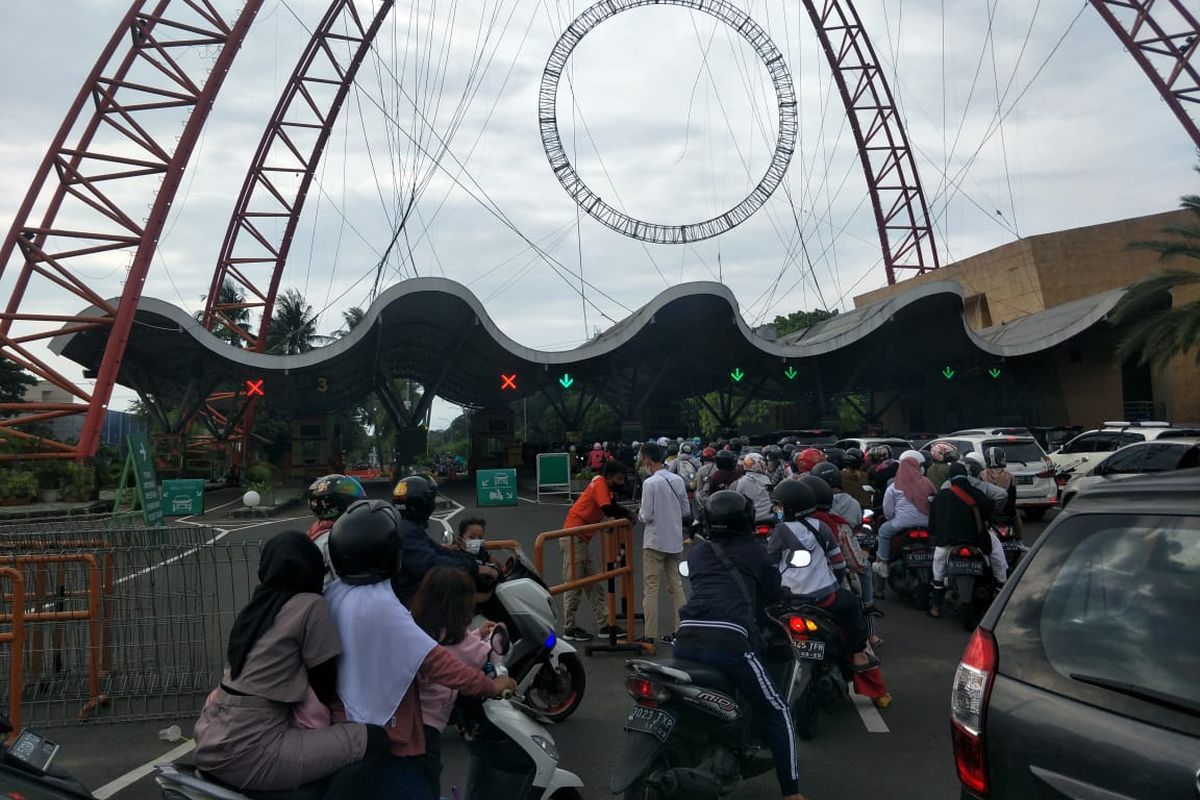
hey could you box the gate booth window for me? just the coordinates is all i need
[291,418,330,476]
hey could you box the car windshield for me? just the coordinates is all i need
[994,514,1200,719]
[983,439,1044,464]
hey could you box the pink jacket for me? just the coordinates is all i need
[418,629,493,732]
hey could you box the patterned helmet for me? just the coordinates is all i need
[868,443,893,463]
[742,452,767,474]
[929,441,959,463]
[308,474,366,520]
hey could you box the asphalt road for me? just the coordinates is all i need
[39,482,1053,800]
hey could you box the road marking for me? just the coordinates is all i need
[91,738,196,799]
[848,683,890,733]
[431,497,466,538]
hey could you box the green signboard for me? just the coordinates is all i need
[162,479,205,517]
[113,432,164,526]
[476,468,518,507]
[536,453,572,503]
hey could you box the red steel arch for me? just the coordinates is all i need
[1089,0,1200,150]
[0,0,264,460]
[802,0,941,285]
[202,0,396,351]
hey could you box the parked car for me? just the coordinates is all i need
[1046,421,1200,475]
[951,469,1200,799]
[835,436,913,455]
[1060,438,1200,508]
[920,433,1058,520]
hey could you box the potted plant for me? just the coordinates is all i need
[245,463,275,506]
[0,470,39,505]
[36,460,69,503]
[63,461,97,502]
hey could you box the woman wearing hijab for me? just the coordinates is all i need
[321,500,517,800]
[872,450,938,579]
[193,530,384,794]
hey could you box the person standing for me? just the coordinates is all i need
[560,460,632,642]
[637,443,689,645]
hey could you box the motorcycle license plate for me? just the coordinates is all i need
[624,706,676,743]
[795,640,825,661]
[904,550,933,565]
[1002,540,1021,552]
[948,559,984,575]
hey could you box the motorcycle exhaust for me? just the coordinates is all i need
[651,767,723,799]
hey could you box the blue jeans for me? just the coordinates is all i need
[858,568,875,606]
[323,754,432,800]
[672,645,800,796]
[877,519,897,562]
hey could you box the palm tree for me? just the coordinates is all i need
[266,289,327,355]
[1111,177,1200,367]
[336,306,366,338]
[196,280,254,347]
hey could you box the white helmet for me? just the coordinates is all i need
[657,437,671,447]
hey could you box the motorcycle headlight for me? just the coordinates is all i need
[530,734,558,761]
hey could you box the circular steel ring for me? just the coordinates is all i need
[538,0,798,245]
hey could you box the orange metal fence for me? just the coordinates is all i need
[0,566,24,739]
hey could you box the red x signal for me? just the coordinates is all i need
[246,379,264,397]
[500,373,517,391]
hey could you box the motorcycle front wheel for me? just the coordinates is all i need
[526,652,586,722]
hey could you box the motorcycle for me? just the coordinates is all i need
[989,519,1027,572]
[941,545,997,631]
[885,526,935,609]
[455,535,586,723]
[1,716,94,799]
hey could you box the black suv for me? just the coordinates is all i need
[951,469,1200,799]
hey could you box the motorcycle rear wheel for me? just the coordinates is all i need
[526,652,586,722]
[792,684,819,741]
[623,755,669,800]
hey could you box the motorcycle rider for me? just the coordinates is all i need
[872,451,936,580]
[307,474,367,579]
[807,465,881,619]
[790,447,825,479]
[981,446,1024,537]
[763,445,788,486]
[391,476,498,607]
[928,463,1008,618]
[769,481,889,704]
[324,500,517,799]
[840,448,872,509]
[925,442,959,490]
[694,447,719,508]
[866,444,899,501]
[733,452,774,523]
[702,448,741,501]
[673,491,807,800]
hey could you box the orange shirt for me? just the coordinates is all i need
[564,475,614,536]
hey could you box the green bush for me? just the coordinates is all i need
[35,460,70,491]
[0,470,39,501]
[245,463,275,487]
[64,461,96,499]
[573,468,596,482]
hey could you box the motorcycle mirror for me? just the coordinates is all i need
[678,561,690,578]
[490,625,511,656]
[863,485,876,496]
[789,549,812,568]
[441,529,456,547]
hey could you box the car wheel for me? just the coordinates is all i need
[1022,508,1047,521]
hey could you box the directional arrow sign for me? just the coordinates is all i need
[942,366,956,380]
[988,368,1001,379]
[559,373,574,389]
[784,366,798,380]
[731,368,745,383]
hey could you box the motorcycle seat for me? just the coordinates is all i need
[659,659,734,694]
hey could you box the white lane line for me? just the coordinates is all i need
[432,497,466,537]
[91,738,196,799]
[848,683,890,733]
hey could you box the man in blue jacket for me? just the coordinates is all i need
[674,491,806,800]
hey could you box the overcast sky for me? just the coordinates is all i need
[1,0,1195,430]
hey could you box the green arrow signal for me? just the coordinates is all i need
[942,366,956,380]
[988,368,1001,379]
[784,366,798,380]
[559,373,574,389]
[730,368,745,383]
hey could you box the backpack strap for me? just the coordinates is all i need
[706,539,753,607]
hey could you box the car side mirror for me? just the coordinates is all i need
[788,549,812,568]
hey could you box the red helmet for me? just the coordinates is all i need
[701,446,717,462]
[793,447,826,475]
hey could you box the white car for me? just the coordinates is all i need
[921,432,1058,520]
[1060,437,1200,508]
[1047,421,1200,475]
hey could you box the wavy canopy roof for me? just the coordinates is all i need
[51,278,1128,415]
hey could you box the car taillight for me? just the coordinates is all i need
[626,675,667,706]
[957,547,973,557]
[951,627,998,795]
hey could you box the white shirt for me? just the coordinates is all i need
[639,467,689,554]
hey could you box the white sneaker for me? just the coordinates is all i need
[872,561,889,579]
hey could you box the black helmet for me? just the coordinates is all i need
[799,474,834,511]
[328,500,404,585]
[948,462,970,482]
[820,446,846,469]
[667,443,680,457]
[392,475,437,523]
[844,447,864,469]
[308,474,366,520]
[713,450,738,470]
[705,490,755,537]
[763,444,782,459]
[810,461,842,490]
[771,479,817,521]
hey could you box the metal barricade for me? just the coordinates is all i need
[0,566,24,739]
[534,520,648,655]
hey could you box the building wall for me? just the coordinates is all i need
[855,210,1200,425]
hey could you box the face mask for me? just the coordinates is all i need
[464,538,485,555]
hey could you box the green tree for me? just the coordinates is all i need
[203,280,254,347]
[336,306,366,337]
[1112,178,1200,367]
[772,308,839,338]
[0,358,36,405]
[266,289,327,355]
